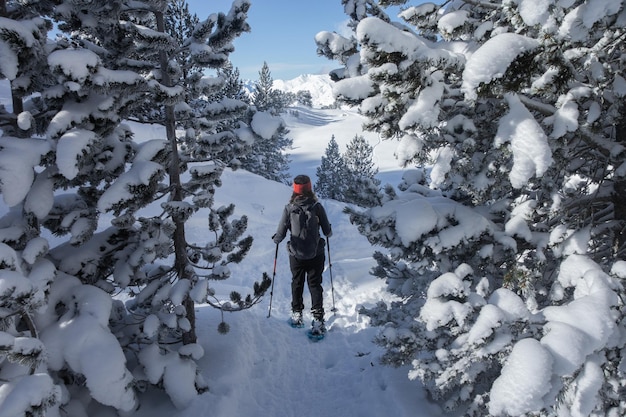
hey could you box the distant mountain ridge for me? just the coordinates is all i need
[243,74,337,109]
[274,74,336,108]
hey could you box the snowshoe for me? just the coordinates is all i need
[289,311,304,328]
[307,319,326,341]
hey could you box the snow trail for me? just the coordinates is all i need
[103,101,445,417]
[189,302,439,417]
[131,167,443,417]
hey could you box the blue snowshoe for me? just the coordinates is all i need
[289,311,305,328]
[306,319,326,341]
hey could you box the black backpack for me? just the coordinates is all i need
[288,201,321,260]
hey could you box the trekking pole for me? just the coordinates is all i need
[267,243,279,318]
[326,237,337,313]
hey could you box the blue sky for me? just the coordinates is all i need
[187,0,351,81]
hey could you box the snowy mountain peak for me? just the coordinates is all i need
[274,74,336,108]
[242,73,336,109]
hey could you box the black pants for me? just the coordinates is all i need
[289,252,325,320]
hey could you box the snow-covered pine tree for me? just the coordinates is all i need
[0,0,272,413]
[238,107,292,184]
[343,134,381,207]
[242,61,292,183]
[318,0,626,415]
[295,90,313,107]
[252,61,276,113]
[166,0,200,81]
[315,135,348,200]
[344,134,378,182]
[0,0,140,414]
[240,108,292,183]
[252,61,294,113]
[219,62,250,103]
[58,0,272,408]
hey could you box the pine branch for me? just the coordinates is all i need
[458,0,500,10]
[204,272,271,312]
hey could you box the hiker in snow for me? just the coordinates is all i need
[273,174,332,335]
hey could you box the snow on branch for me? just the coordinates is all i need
[357,16,464,70]
[489,257,620,416]
[0,374,61,416]
[462,33,540,101]
[97,160,165,214]
[0,16,44,80]
[56,128,97,180]
[40,276,137,411]
[315,30,358,63]
[364,190,494,254]
[250,111,284,139]
[48,49,100,83]
[494,93,553,189]
[0,137,51,207]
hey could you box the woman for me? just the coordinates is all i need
[273,175,332,335]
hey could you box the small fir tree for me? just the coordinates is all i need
[343,134,381,207]
[315,135,347,200]
[251,61,291,114]
[219,62,250,103]
[242,62,292,182]
[252,61,275,112]
[296,90,313,107]
[240,107,292,183]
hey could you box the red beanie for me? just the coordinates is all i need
[293,175,312,194]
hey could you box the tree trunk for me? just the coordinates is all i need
[613,118,626,256]
[155,9,197,345]
[12,92,24,116]
[21,311,38,374]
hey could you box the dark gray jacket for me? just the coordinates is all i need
[273,196,332,259]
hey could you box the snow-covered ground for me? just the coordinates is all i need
[125,106,444,417]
